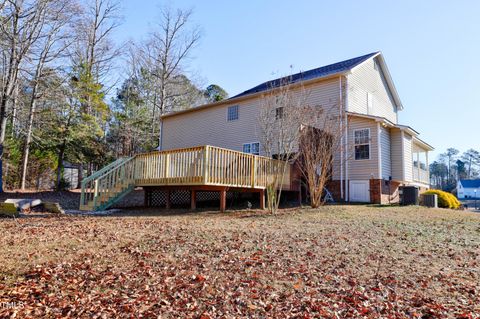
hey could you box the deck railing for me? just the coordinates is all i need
[413,167,429,184]
[80,145,292,210]
[135,145,291,190]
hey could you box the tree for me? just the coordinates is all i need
[71,0,121,82]
[107,77,153,156]
[429,161,448,189]
[297,104,344,208]
[19,0,77,190]
[455,159,467,181]
[0,0,52,191]
[440,148,459,185]
[139,5,201,149]
[257,77,307,213]
[204,84,228,102]
[461,149,480,179]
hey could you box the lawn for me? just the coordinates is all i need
[1,206,479,318]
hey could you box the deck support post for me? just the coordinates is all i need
[144,188,149,207]
[220,188,227,213]
[190,190,197,210]
[166,190,171,209]
[259,189,265,210]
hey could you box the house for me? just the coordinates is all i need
[457,180,480,199]
[160,52,434,204]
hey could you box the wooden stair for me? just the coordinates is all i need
[79,157,136,211]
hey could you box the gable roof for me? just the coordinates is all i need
[232,52,378,99]
[459,180,480,188]
[162,51,402,119]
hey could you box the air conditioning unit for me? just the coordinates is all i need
[420,193,438,208]
[399,186,419,205]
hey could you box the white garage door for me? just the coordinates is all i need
[349,180,370,203]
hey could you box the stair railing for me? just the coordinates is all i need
[80,156,133,209]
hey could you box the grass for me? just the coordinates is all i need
[0,205,479,318]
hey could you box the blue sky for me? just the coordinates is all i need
[115,0,480,159]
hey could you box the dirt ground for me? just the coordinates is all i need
[0,205,479,318]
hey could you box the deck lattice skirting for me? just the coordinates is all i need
[80,145,292,211]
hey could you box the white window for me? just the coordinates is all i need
[243,142,260,155]
[354,128,370,160]
[227,105,239,121]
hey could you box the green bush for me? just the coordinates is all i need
[423,189,461,209]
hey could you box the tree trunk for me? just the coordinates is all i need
[56,140,66,190]
[77,163,83,189]
[20,81,40,190]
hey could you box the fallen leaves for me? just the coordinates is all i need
[0,206,479,318]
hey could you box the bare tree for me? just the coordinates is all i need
[297,104,344,208]
[19,0,77,190]
[0,0,52,191]
[257,77,308,213]
[139,5,201,149]
[71,0,121,82]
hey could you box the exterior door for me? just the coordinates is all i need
[349,180,370,202]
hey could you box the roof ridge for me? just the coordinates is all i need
[231,52,379,99]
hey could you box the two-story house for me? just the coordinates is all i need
[160,52,433,204]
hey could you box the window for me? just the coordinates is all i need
[227,105,239,121]
[354,128,370,160]
[243,142,260,155]
[275,107,284,120]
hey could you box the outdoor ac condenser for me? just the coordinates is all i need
[399,186,419,206]
[421,194,438,208]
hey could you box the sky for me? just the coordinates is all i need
[113,0,480,160]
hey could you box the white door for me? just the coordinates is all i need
[349,180,370,202]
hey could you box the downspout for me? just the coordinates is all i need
[159,118,164,151]
[400,130,405,182]
[377,122,382,179]
[339,77,343,200]
[344,76,349,202]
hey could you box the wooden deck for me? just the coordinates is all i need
[80,145,293,211]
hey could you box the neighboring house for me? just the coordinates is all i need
[160,52,434,204]
[457,180,480,199]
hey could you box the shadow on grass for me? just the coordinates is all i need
[366,204,400,208]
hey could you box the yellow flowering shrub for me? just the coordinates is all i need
[423,189,461,209]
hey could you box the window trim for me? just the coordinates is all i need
[353,128,371,161]
[243,142,260,155]
[227,105,239,122]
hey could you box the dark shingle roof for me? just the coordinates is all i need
[231,52,379,99]
[459,180,480,188]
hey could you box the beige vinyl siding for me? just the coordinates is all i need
[162,98,260,153]
[403,132,413,182]
[380,126,391,179]
[347,57,398,123]
[390,129,403,181]
[162,77,342,156]
[345,117,379,180]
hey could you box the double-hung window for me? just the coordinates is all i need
[227,105,239,121]
[354,129,370,160]
[243,142,260,155]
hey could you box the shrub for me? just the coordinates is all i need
[423,189,461,209]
